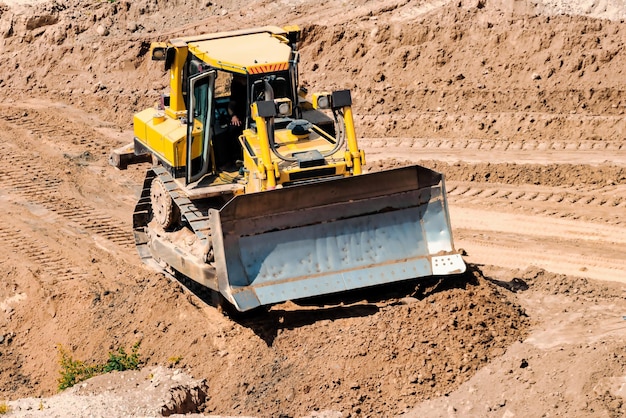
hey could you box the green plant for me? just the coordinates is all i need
[57,345,98,391]
[102,342,141,373]
[57,342,142,391]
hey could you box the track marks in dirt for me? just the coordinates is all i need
[455,229,626,283]
[447,180,626,283]
[0,106,116,160]
[0,104,135,248]
[0,144,134,249]
[362,137,626,169]
[447,182,626,226]
[0,224,88,283]
[363,137,626,151]
[447,179,626,282]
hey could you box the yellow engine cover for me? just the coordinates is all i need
[134,107,203,168]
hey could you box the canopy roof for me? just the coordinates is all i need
[173,26,293,75]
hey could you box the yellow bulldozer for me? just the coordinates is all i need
[110,25,465,312]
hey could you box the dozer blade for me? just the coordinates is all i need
[209,165,465,312]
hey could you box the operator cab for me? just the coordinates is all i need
[210,70,296,170]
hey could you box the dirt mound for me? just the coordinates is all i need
[299,2,626,142]
[518,265,625,300]
[406,265,626,418]
[200,268,528,417]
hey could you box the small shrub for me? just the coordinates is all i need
[57,342,142,391]
[57,345,99,391]
[102,342,141,373]
[0,401,10,414]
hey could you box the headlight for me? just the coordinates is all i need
[312,92,332,110]
[150,42,168,61]
[253,98,292,118]
[276,98,292,116]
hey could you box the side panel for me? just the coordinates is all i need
[133,107,204,169]
[134,108,186,165]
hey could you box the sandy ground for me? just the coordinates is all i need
[0,0,625,416]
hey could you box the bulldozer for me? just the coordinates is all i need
[110,25,466,312]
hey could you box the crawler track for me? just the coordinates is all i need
[132,166,213,271]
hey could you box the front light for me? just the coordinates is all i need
[312,92,332,110]
[150,42,168,61]
[275,98,291,116]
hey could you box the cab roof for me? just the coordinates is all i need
[171,26,294,75]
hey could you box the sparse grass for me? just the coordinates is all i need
[0,401,10,415]
[57,342,141,391]
[167,356,183,366]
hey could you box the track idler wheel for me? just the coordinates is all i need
[150,177,178,229]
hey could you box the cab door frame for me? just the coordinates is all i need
[186,69,216,184]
